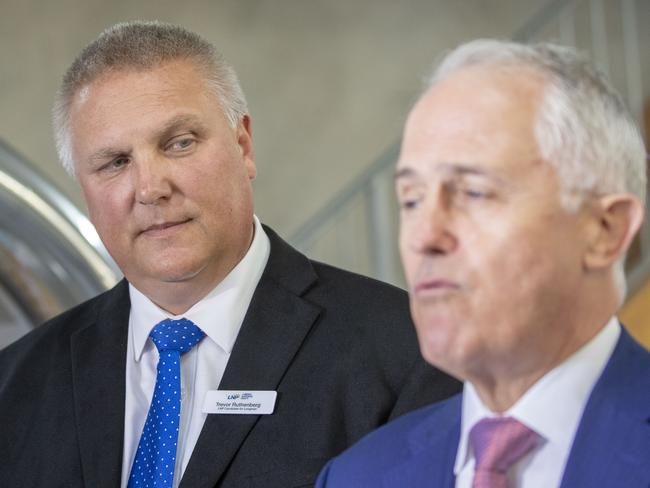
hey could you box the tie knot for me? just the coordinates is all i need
[470,417,540,474]
[150,318,205,354]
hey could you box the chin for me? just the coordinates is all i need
[140,257,206,284]
[159,267,205,284]
[416,322,478,379]
[417,327,453,366]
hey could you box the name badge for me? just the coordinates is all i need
[202,390,277,415]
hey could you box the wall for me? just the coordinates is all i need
[0,0,547,236]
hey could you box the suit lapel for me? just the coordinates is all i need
[70,280,130,488]
[384,396,461,488]
[180,227,321,488]
[560,329,650,487]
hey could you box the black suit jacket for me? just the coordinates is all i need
[0,226,460,487]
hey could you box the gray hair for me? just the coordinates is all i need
[427,39,647,300]
[52,20,248,176]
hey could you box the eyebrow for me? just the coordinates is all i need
[394,167,416,181]
[394,163,494,182]
[153,114,204,143]
[87,147,128,166]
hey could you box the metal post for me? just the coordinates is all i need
[366,170,399,285]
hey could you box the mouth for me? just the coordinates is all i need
[140,218,192,237]
[413,279,461,297]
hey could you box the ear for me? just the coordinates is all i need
[583,193,645,270]
[237,114,256,180]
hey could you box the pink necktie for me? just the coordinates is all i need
[469,417,540,488]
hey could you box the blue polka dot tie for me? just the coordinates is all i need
[128,318,205,488]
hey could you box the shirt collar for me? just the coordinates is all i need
[129,215,270,361]
[454,317,621,475]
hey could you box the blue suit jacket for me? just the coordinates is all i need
[317,328,650,487]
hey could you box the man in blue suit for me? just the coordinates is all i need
[317,39,650,487]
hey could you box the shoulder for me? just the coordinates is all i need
[302,259,421,377]
[614,326,650,367]
[309,259,409,310]
[340,395,461,460]
[304,260,421,370]
[265,224,408,300]
[594,327,650,404]
[263,224,412,335]
[319,395,462,486]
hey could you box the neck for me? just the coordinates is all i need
[471,373,546,413]
[470,295,617,412]
[147,279,222,316]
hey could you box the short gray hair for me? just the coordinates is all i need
[53,20,248,176]
[427,39,648,300]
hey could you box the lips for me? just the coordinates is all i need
[413,279,461,295]
[140,218,192,236]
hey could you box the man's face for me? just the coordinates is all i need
[397,66,591,383]
[69,60,256,305]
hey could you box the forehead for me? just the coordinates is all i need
[397,65,546,179]
[69,59,219,125]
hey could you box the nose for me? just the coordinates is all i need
[404,193,457,256]
[134,156,173,205]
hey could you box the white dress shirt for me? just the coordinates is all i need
[454,317,620,488]
[120,216,270,488]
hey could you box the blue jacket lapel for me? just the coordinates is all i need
[384,395,461,488]
[561,328,650,487]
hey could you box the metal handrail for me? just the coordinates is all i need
[290,144,399,247]
[0,140,120,290]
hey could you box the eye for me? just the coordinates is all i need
[462,188,491,199]
[99,156,130,173]
[397,195,422,211]
[166,136,196,152]
[452,180,495,201]
[401,199,418,210]
[113,156,129,167]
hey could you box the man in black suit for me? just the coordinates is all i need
[0,21,459,487]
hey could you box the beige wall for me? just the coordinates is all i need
[0,0,546,236]
[620,283,650,348]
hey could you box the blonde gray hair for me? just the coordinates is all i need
[428,39,647,300]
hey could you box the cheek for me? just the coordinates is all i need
[464,213,547,273]
[398,228,417,284]
[81,184,130,241]
[467,235,535,292]
[464,227,573,328]
[399,249,415,283]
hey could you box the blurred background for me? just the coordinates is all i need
[1,0,649,347]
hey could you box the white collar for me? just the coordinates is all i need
[454,317,621,475]
[128,215,270,361]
